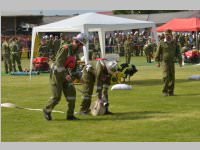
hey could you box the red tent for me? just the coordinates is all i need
[157,18,200,32]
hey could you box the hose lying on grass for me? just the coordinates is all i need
[1,103,64,113]
[188,75,200,80]
[10,71,40,76]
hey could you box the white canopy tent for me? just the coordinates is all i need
[30,12,158,75]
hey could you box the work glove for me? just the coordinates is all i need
[86,64,92,72]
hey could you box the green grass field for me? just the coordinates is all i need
[1,57,200,142]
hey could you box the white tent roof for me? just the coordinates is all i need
[30,13,158,77]
[33,12,156,32]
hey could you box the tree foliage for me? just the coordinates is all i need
[113,10,183,15]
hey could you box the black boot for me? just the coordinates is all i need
[169,92,174,96]
[67,115,80,121]
[43,108,52,121]
[104,103,113,115]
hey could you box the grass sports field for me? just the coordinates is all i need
[1,57,200,142]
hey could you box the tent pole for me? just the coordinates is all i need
[98,29,105,58]
[29,29,37,79]
[82,26,89,64]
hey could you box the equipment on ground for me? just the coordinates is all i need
[188,75,200,80]
[111,84,132,91]
[184,50,200,63]
[33,57,49,71]
[111,63,138,83]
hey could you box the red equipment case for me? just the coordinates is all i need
[33,57,49,71]
[184,50,200,63]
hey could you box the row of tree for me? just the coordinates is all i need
[112,10,183,14]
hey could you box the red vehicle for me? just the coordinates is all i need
[33,57,49,71]
[184,50,200,63]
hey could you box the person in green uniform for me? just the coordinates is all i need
[121,34,126,55]
[143,38,154,63]
[38,38,49,57]
[59,33,66,47]
[9,37,23,72]
[138,33,145,56]
[133,31,139,56]
[155,29,182,96]
[184,35,191,49]
[48,34,54,60]
[16,37,23,59]
[52,36,61,60]
[77,57,118,115]
[114,34,121,54]
[93,36,101,58]
[124,35,132,64]
[43,33,87,121]
[113,33,117,53]
[95,59,118,114]
[160,33,165,41]
[78,63,96,115]
[179,33,185,48]
[2,37,12,73]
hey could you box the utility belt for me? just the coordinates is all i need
[51,63,65,73]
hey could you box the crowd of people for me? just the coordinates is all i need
[38,33,72,60]
[2,30,200,74]
[1,36,26,73]
[37,30,152,64]
[104,31,200,64]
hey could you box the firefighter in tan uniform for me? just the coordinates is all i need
[155,29,182,96]
[95,59,118,114]
[43,33,87,121]
[78,58,118,115]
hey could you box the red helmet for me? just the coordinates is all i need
[64,56,76,69]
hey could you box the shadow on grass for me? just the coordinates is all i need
[178,93,200,97]
[54,111,168,122]
[128,79,193,86]
[89,111,168,121]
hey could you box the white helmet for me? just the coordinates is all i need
[134,31,138,35]
[73,33,88,45]
[105,60,118,74]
